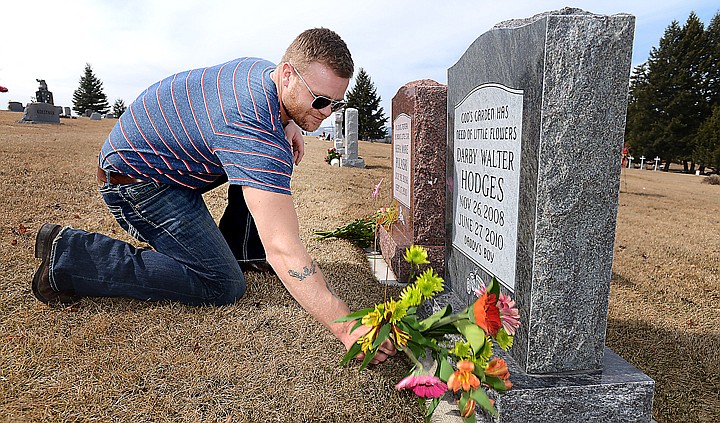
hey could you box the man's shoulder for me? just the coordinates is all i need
[214,57,276,70]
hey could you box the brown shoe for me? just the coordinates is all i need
[32,224,80,306]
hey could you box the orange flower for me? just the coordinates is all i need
[473,292,501,336]
[460,398,477,418]
[447,360,480,392]
[485,358,512,389]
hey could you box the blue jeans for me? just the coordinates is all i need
[51,180,247,306]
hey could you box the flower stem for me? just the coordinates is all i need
[401,345,424,372]
[425,308,469,331]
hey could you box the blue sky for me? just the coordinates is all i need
[2,0,718,127]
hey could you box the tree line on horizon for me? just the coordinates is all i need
[626,11,720,174]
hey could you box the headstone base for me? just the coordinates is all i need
[377,225,444,284]
[340,157,365,168]
[17,102,61,124]
[430,347,655,423]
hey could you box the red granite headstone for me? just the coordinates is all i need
[378,80,447,283]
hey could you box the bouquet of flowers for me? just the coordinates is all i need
[335,245,520,422]
[312,203,398,249]
[324,147,342,164]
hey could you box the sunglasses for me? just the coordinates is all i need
[290,64,347,112]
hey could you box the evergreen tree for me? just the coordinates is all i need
[72,63,110,115]
[112,99,127,117]
[345,68,388,140]
[694,105,720,173]
[626,14,712,172]
[701,13,720,114]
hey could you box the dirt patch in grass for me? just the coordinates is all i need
[1,110,718,422]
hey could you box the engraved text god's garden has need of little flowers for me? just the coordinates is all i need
[334,245,520,422]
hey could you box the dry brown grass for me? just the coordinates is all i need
[0,111,419,422]
[0,110,718,422]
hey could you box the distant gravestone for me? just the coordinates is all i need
[8,101,24,112]
[440,8,654,422]
[378,80,447,283]
[104,113,115,119]
[340,108,365,168]
[90,112,102,120]
[84,109,93,117]
[64,107,72,117]
[333,111,344,154]
[18,102,60,124]
[35,79,54,105]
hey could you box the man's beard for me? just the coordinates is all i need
[282,96,322,132]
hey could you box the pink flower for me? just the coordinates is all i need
[395,374,448,398]
[498,293,520,335]
[372,178,383,200]
[474,283,487,297]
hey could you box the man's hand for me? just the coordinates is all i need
[342,323,397,365]
[284,120,305,165]
[242,186,396,365]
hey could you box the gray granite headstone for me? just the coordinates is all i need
[441,8,654,422]
[90,112,102,120]
[18,102,60,124]
[333,111,344,154]
[8,101,24,112]
[104,113,115,119]
[64,107,72,117]
[341,108,365,168]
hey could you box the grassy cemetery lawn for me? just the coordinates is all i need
[0,110,718,422]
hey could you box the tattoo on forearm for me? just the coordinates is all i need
[288,260,317,281]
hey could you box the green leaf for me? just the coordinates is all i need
[331,307,374,323]
[438,356,454,382]
[372,323,392,349]
[488,276,500,297]
[425,397,441,419]
[358,348,376,371]
[484,375,510,391]
[418,305,451,331]
[339,342,363,367]
[349,320,364,335]
[470,388,498,416]
[453,320,487,353]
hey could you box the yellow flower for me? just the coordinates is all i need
[404,245,430,265]
[384,299,408,323]
[392,325,411,347]
[362,305,384,327]
[400,285,423,307]
[415,268,444,299]
[357,326,379,353]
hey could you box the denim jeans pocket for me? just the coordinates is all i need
[121,181,169,207]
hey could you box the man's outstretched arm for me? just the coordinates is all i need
[241,186,395,364]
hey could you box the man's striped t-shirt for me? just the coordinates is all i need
[99,57,293,195]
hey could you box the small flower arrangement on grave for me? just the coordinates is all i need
[335,245,520,422]
[313,179,398,248]
[324,147,342,164]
